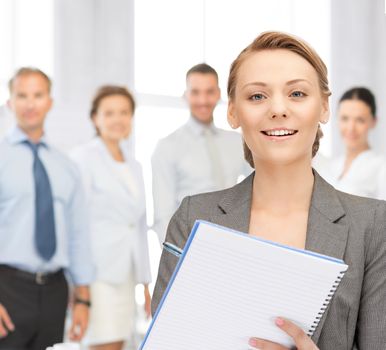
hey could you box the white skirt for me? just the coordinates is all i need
[83,277,136,345]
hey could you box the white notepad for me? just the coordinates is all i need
[141,220,348,349]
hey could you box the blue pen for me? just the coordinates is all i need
[163,242,183,258]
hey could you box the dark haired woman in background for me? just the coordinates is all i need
[71,86,151,350]
[325,87,386,199]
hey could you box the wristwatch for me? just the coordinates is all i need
[74,297,91,307]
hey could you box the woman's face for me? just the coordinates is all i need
[93,94,133,142]
[338,99,375,150]
[228,49,329,167]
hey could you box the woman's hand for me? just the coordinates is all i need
[68,303,89,341]
[143,284,151,318]
[0,303,14,338]
[68,286,90,341]
[249,317,319,349]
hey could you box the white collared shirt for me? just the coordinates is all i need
[0,126,94,284]
[152,117,251,242]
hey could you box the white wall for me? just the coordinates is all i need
[330,0,386,153]
[49,0,135,150]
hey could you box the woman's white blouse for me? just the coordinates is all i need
[70,138,151,285]
[315,150,386,200]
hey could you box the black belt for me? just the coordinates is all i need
[0,264,64,285]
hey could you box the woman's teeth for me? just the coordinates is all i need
[264,129,296,136]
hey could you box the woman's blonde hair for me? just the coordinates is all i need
[227,31,331,168]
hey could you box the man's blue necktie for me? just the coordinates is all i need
[24,141,56,261]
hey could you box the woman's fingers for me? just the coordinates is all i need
[0,304,15,338]
[275,317,317,349]
[248,317,319,350]
[249,336,286,349]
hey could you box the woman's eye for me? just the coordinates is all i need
[290,91,305,98]
[250,93,265,101]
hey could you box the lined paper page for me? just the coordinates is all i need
[142,221,348,350]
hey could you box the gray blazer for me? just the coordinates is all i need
[151,172,386,349]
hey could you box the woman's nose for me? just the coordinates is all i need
[270,96,287,119]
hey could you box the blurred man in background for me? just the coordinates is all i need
[152,63,250,242]
[0,67,94,350]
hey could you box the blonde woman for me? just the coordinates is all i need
[152,32,386,349]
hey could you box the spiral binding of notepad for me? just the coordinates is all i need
[306,270,346,336]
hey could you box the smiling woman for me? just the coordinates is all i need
[152,31,386,350]
[227,32,330,170]
[70,86,152,350]
[227,49,329,170]
[322,87,386,199]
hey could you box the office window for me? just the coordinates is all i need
[0,0,53,104]
[135,0,331,95]
[134,0,332,155]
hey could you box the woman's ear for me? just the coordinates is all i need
[91,113,100,129]
[320,97,330,124]
[227,101,240,129]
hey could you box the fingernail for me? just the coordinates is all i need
[275,317,285,326]
[248,338,257,347]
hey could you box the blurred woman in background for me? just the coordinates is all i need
[326,87,386,199]
[71,86,151,350]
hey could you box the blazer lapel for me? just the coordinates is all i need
[306,172,348,259]
[210,173,253,233]
[307,172,349,343]
[211,171,350,256]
